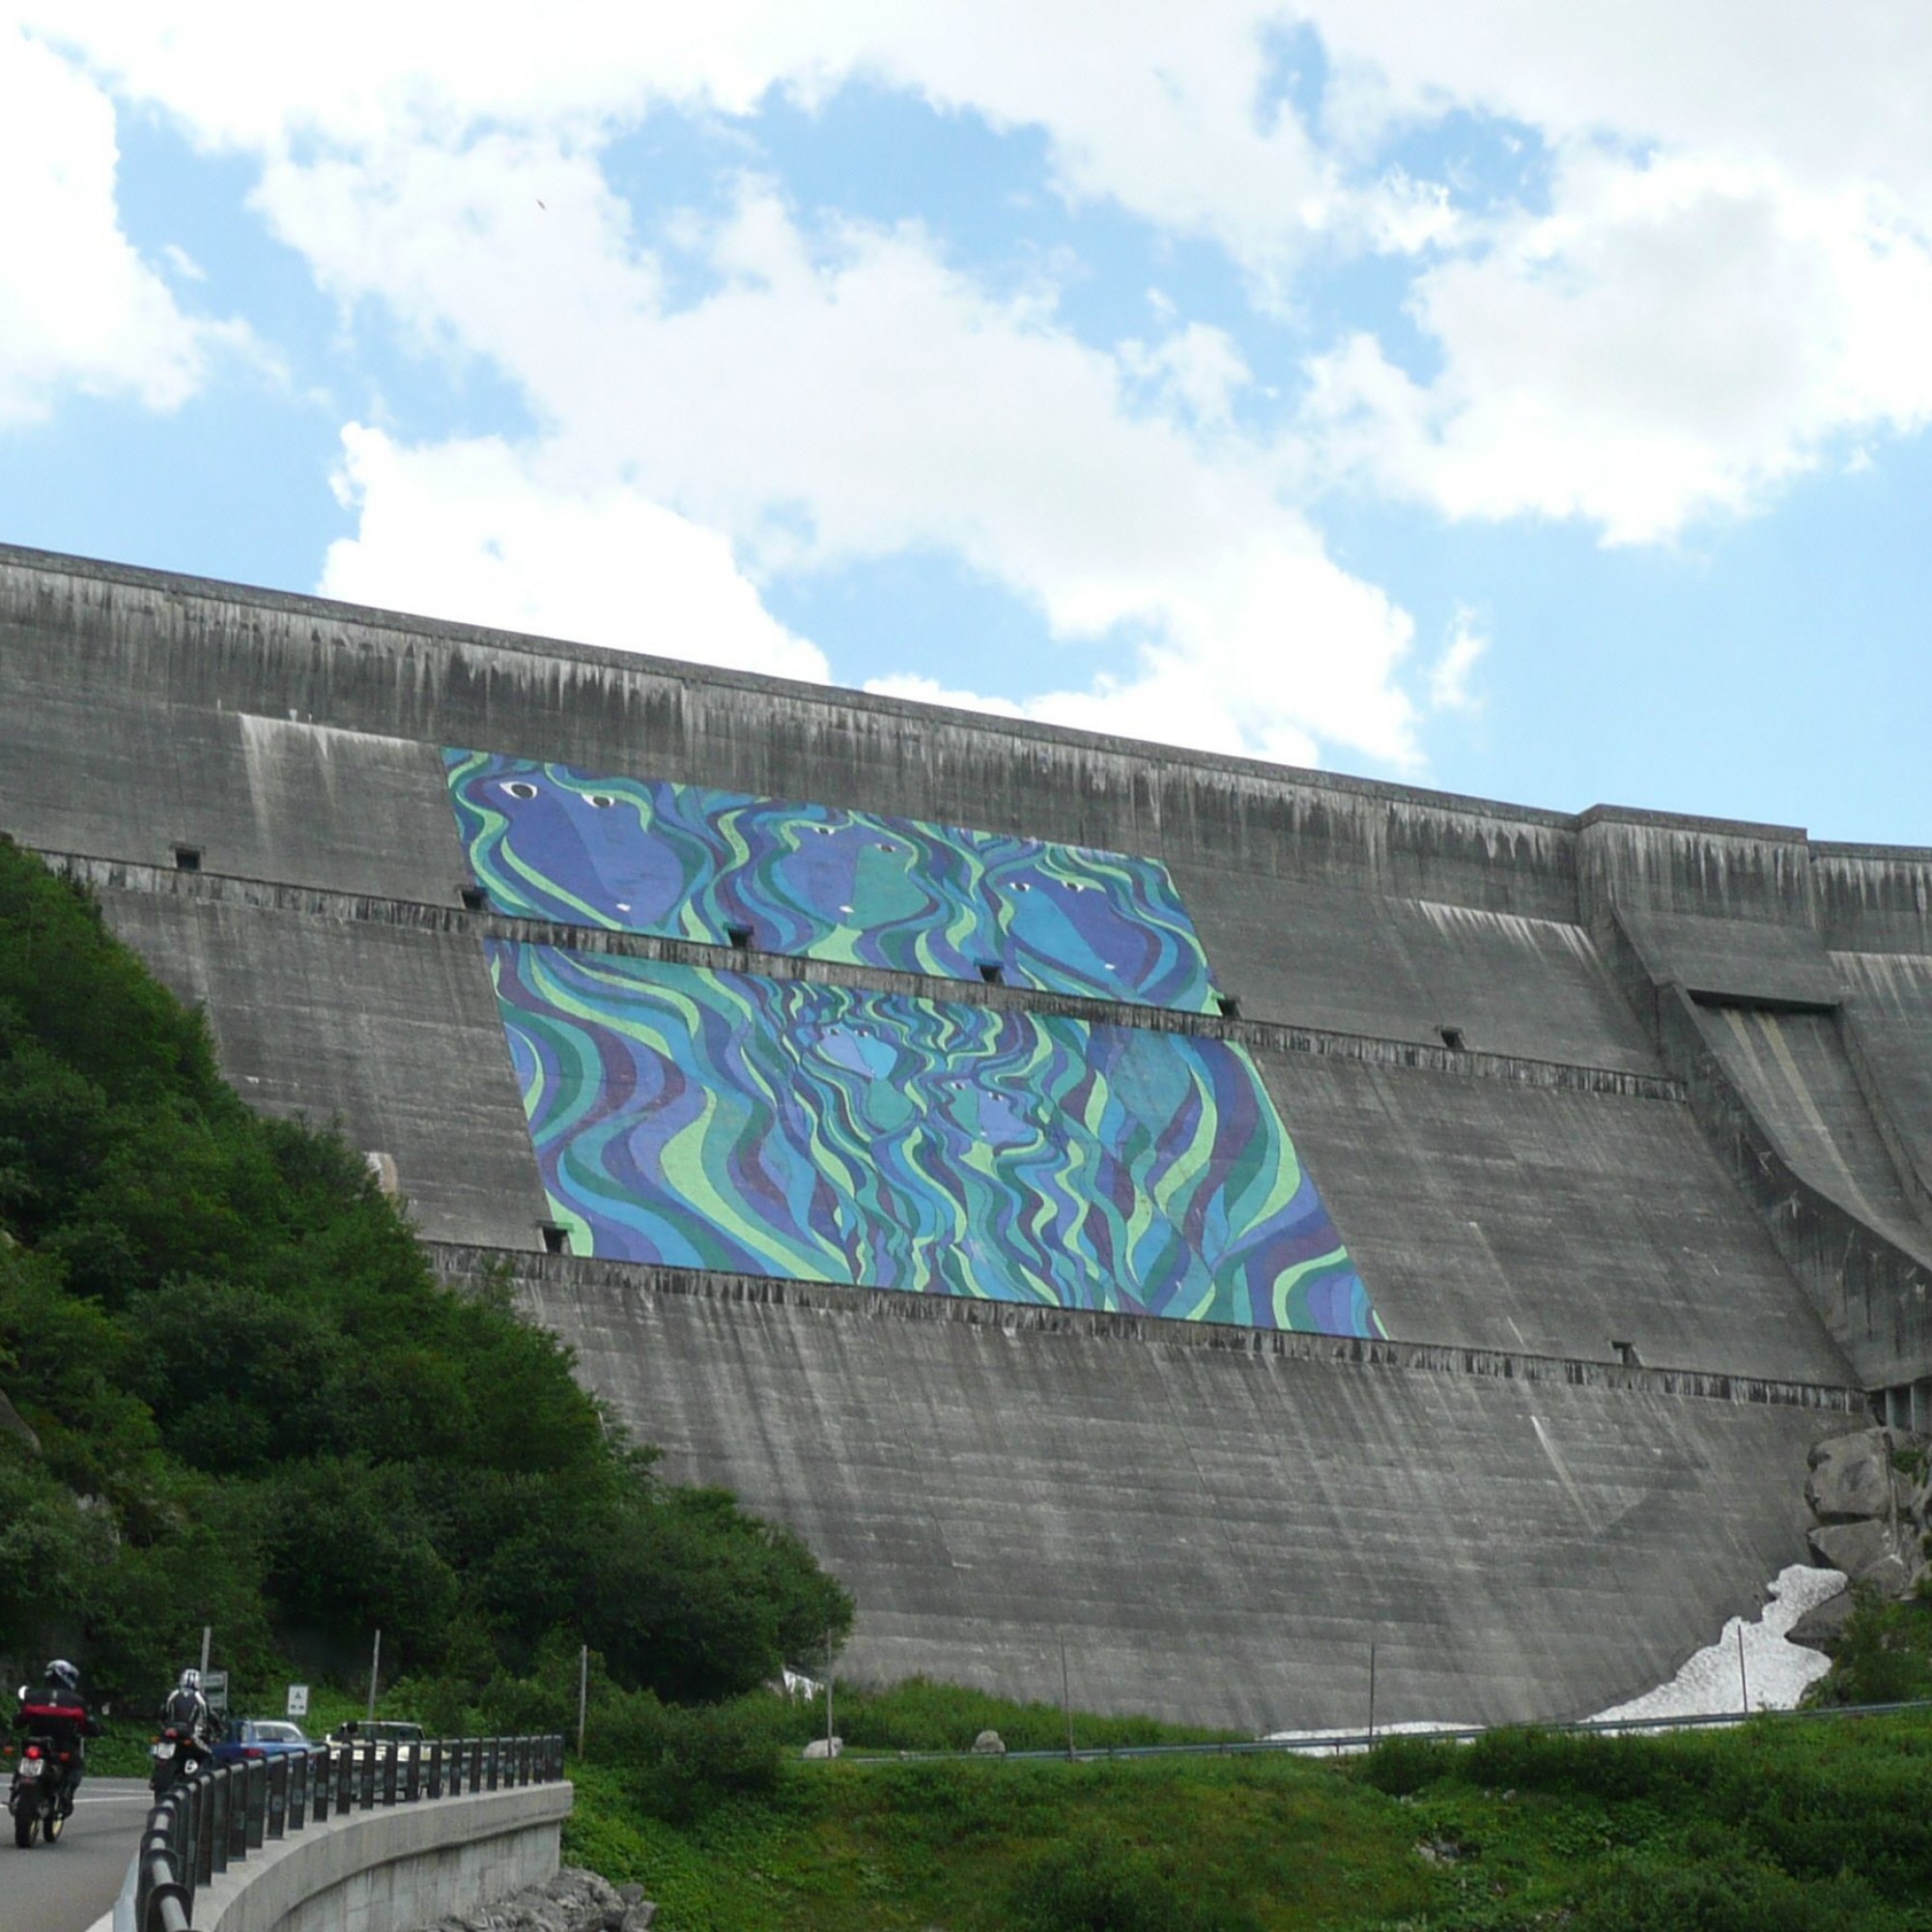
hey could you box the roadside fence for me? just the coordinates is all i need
[129,1733,567,1932]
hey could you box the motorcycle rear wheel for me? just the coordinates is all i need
[13,1805,37,1848]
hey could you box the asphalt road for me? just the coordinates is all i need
[0,1776,151,1932]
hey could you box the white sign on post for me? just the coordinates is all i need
[202,1670,229,1718]
[287,1684,309,1719]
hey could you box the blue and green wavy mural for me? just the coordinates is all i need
[445,750,1219,1012]
[490,942,1379,1336]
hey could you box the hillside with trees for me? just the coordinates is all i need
[0,835,849,1708]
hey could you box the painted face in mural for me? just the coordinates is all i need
[444,749,1221,1011]
[474,769,703,935]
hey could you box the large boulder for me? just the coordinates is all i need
[1807,1518,1897,1579]
[1786,1587,1856,1655]
[1806,1430,1895,1522]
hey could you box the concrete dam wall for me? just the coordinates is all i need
[6,543,1928,1731]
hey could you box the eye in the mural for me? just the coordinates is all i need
[503,781,538,801]
[810,824,837,837]
[588,794,618,809]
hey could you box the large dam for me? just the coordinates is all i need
[8,541,1929,1733]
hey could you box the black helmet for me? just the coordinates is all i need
[43,1660,78,1692]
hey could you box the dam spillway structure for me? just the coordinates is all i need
[7,541,1931,1732]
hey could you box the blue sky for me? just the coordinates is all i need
[3,7,1928,843]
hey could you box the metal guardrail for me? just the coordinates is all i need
[128,1734,566,1932]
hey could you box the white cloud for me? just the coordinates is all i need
[30,4,1332,275]
[265,147,1422,765]
[320,425,831,683]
[1120,323,1252,431]
[1427,610,1486,714]
[1305,151,1932,541]
[0,25,233,425]
[1302,3,1932,210]
[26,0,1930,767]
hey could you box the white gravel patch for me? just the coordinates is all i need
[1590,1564,1848,1723]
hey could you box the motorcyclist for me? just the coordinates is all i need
[14,1660,100,1816]
[158,1667,214,1776]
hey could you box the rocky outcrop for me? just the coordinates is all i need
[1791,1426,1931,1651]
[418,1866,653,1932]
[1807,1518,1895,1577]
[1807,1431,1904,1522]
[1786,1590,1860,1653]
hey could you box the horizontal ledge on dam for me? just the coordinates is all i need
[44,849,1688,1102]
[428,1242,1867,1414]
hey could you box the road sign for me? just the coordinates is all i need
[203,1669,229,1717]
[287,1684,309,1719]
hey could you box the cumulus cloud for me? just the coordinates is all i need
[31,4,1331,273]
[1304,150,1932,540]
[23,0,1932,768]
[269,151,1421,765]
[0,25,236,425]
[321,425,831,682]
[1427,611,1486,714]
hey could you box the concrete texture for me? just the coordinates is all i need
[508,1253,1842,1730]
[1173,867,1657,1072]
[93,886,551,1249]
[1621,909,1842,1007]
[1698,1005,1931,1255]
[5,540,1932,1725]
[190,1781,570,1932]
[1834,950,1932,1214]
[1259,1047,1854,1380]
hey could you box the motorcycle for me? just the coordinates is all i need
[150,1724,203,1799]
[8,1715,71,1849]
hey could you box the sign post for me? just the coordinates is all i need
[287,1684,309,1720]
[203,1670,229,1719]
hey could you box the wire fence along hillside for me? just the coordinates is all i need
[128,1733,566,1932]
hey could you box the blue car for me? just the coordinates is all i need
[210,1719,312,1767]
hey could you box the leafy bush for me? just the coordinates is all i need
[0,837,850,1703]
[1361,1734,1458,1797]
[1809,1588,1932,1708]
[1573,1850,1888,1932]
[596,1690,785,1823]
[1004,1829,1259,1932]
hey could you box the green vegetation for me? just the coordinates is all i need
[1806,1585,1932,1707]
[553,1709,1932,1930]
[0,837,848,1707]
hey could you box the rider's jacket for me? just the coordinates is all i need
[161,1688,212,1743]
[14,1690,99,1766]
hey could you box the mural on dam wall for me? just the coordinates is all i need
[446,749,1219,1011]
[488,943,1379,1336]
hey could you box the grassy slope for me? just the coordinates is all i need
[561,1710,1932,1932]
